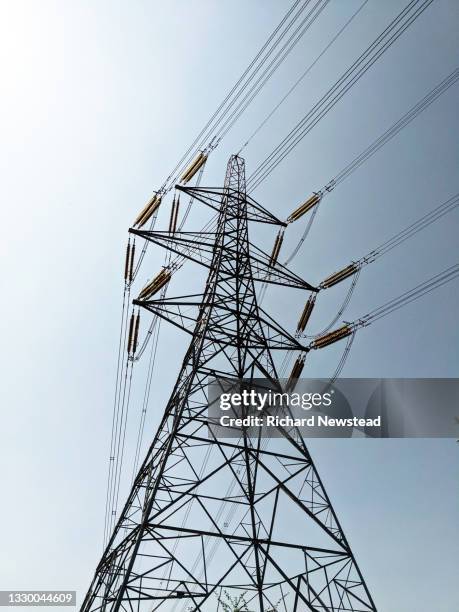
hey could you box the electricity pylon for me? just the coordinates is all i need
[82,155,376,611]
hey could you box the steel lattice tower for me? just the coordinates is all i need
[82,155,376,611]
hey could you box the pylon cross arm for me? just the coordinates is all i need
[176,184,286,226]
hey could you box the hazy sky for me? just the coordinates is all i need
[0,1,458,611]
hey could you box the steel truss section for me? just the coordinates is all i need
[82,155,376,612]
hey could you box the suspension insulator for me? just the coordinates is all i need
[286,354,306,392]
[128,242,135,282]
[297,295,316,333]
[311,324,352,349]
[169,195,180,233]
[268,230,284,267]
[134,194,157,226]
[127,311,135,354]
[134,195,162,228]
[124,242,131,281]
[287,193,321,223]
[132,312,140,354]
[180,153,207,184]
[321,263,358,289]
[173,195,180,231]
[139,196,162,228]
[168,196,176,233]
[138,269,171,300]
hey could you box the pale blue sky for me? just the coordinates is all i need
[0,1,458,611]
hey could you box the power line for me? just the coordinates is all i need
[301,264,459,378]
[239,0,371,153]
[283,67,459,264]
[128,1,323,283]
[297,192,459,339]
[361,193,459,266]
[247,0,435,192]
[357,263,459,327]
[159,0,305,186]
[329,68,459,189]
[103,286,130,548]
[210,0,331,146]
[159,0,324,195]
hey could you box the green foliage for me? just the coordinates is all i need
[217,590,282,611]
[218,590,251,612]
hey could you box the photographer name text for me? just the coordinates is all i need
[219,414,381,428]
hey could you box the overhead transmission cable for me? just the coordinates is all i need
[354,262,459,328]
[159,0,305,187]
[138,59,458,302]
[160,0,326,195]
[208,0,331,146]
[327,68,459,190]
[298,263,459,384]
[108,358,135,539]
[103,284,131,548]
[130,0,324,280]
[131,317,162,484]
[255,5,449,301]
[299,191,459,339]
[283,67,459,264]
[238,0,370,153]
[247,0,435,192]
[128,0,329,278]
[359,193,459,266]
[140,0,329,302]
[104,348,135,546]
[329,331,356,382]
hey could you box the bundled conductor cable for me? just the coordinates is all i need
[247,0,436,191]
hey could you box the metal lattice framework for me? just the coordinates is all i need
[82,155,376,611]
